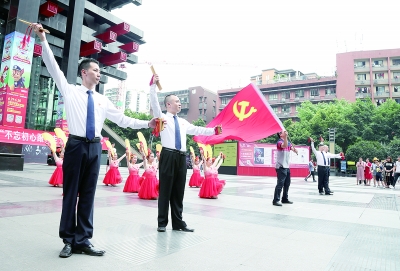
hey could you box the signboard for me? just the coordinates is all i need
[0,31,35,128]
[340,160,347,172]
[238,142,309,168]
[213,142,237,167]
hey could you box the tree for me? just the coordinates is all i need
[186,118,206,156]
[345,141,387,162]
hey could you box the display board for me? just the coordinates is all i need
[213,142,237,167]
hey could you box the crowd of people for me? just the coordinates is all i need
[356,156,400,189]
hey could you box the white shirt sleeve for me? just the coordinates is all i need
[326,152,342,159]
[311,142,317,155]
[149,84,162,117]
[185,119,215,136]
[105,98,149,129]
[41,40,71,97]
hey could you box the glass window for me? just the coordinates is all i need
[282,91,290,99]
[325,88,336,95]
[295,90,304,98]
[374,73,384,79]
[310,88,319,96]
[269,94,278,100]
[282,105,290,112]
[357,74,367,80]
[393,59,400,66]
[373,60,383,67]
[272,106,278,113]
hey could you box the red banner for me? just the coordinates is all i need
[0,125,108,150]
[194,83,284,145]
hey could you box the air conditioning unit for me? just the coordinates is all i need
[354,64,357,68]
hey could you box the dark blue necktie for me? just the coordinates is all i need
[173,116,181,150]
[321,152,327,166]
[86,90,95,140]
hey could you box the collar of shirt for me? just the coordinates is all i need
[160,112,188,151]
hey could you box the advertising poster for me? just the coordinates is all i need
[0,31,35,128]
[213,142,237,167]
[238,142,309,168]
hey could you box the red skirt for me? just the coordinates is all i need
[123,174,140,193]
[199,176,219,199]
[138,175,159,200]
[103,167,122,185]
[189,170,204,187]
[49,167,63,186]
[216,178,226,194]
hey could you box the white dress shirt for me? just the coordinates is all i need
[149,85,214,151]
[311,143,341,166]
[41,41,149,137]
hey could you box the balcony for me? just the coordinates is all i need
[373,79,388,85]
[392,77,400,83]
[392,91,400,98]
[375,91,390,98]
[372,65,387,72]
[354,65,370,72]
[390,64,400,71]
[277,112,291,118]
[355,92,371,98]
[268,99,278,104]
[355,80,371,86]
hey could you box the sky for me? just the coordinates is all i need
[108,0,399,93]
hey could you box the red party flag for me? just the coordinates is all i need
[194,83,284,145]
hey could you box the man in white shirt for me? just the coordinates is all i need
[32,24,158,258]
[150,75,220,233]
[393,156,400,188]
[310,139,341,195]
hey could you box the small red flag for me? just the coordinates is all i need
[194,83,284,145]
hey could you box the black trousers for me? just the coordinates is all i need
[393,173,400,187]
[273,167,291,202]
[157,149,187,229]
[318,166,331,193]
[306,171,316,181]
[59,138,101,248]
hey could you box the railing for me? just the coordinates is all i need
[372,65,387,71]
[355,80,370,85]
[374,79,388,85]
[354,65,370,71]
[355,92,371,98]
[375,91,390,97]
[390,64,400,70]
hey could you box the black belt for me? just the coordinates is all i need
[69,134,100,143]
[318,165,329,168]
[162,147,186,156]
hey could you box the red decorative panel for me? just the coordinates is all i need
[33,44,42,57]
[237,166,308,177]
[39,1,58,18]
[95,31,117,44]
[98,52,127,66]
[107,22,130,36]
[80,40,102,57]
[119,42,139,53]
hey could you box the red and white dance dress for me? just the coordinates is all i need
[49,155,63,187]
[189,164,204,187]
[214,170,226,194]
[103,160,122,186]
[199,168,219,199]
[138,165,159,199]
[123,164,142,193]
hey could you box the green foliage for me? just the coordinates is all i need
[345,141,387,162]
[105,109,161,152]
[186,118,206,156]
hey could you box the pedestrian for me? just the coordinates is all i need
[149,75,221,232]
[32,23,158,258]
[310,139,342,195]
[272,130,298,206]
[384,157,394,189]
[305,159,316,182]
[356,158,365,185]
[393,156,400,188]
[375,159,383,187]
[364,158,373,186]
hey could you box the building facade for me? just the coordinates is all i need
[125,89,150,113]
[336,49,400,105]
[218,68,337,120]
[154,86,217,124]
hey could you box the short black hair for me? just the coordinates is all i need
[164,94,173,107]
[78,58,99,77]
[276,132,282,139]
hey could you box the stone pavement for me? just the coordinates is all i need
[1,164,400,271]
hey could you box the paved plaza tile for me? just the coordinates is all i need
[0,164,400,270]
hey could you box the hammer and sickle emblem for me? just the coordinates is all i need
[233,101,257,121]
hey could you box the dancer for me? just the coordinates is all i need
[46,142,64,187]
[105,142,116,173]
[149,75,221,233]
[103,152,126,186]
[356,158,365,185]
[138,146,159,200]
[198,149,219,199]
[364,158,373,186]
[188,154,204,188]
[213,153,226,193]
[32,23,158,258]
[123,150,143,193]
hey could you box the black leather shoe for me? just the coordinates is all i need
[59,243,72,258]
[272,201,282,206]
[157,227,166,232]
[73,245,105,256]
[325,192,333,195]
[173,227,194,232]
[282,200,293,204]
